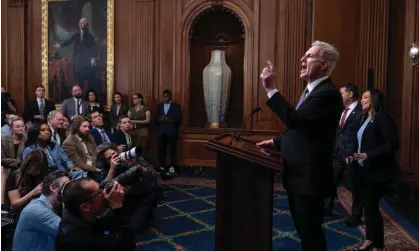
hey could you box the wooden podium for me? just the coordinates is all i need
[205,133,283,251]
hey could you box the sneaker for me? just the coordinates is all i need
[169,166,176,174]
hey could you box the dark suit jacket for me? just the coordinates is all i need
[23,99,56,123]
[267,78,343,196]
[113,130,134,149]
[91,127,114,146]
[62,134,97,172]
[1,135,26,170]
[154,102,182,137]
[109,103,129,128]
[356,112,399,183]
[50,126,67,147]
[60,98,90,119]
[334,103,363,161]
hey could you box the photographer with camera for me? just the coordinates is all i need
[12,171,70,251]
[56,177,135,251]
[95,142,161,233]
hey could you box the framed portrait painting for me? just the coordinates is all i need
[41,0,114,109]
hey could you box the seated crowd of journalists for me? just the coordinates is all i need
[1,86,182,250]
[1,40,399,251]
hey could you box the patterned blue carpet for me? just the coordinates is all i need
[138,178,412,251]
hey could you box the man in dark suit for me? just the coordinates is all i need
[155,89,182,176]
[257,41,343,251]
[60,85,89,119]
[88,111,125,153]
[23,85,56,123]
[324,83,364,225]
[88,111,114,145]
[114,115,175,179]
[53,17,97,91]
[113,116,135,149]
[47,110,67,147]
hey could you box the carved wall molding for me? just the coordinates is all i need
[130,0,156,104]
[400,0,419,178]
[243,0,253,8]
[277,0,313,106]
[4,2,25,111]
[176,0,254,131]
[8,0,24,7]
[355,0,390,92]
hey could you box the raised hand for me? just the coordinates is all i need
[110,154,121,169]
[260,60,276,91]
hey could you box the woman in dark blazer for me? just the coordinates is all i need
[109,92,129,132]
[351,88,399,251]
[85,89,104,114]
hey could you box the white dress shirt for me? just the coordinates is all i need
[74,98,82,115]
[37,98,45,108]
[267,76,329,99]
[340,101,358,124]
[76,135,93,165]
[49,123,61,146]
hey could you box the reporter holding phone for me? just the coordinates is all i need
[154,89,181,176]
[349,88,399,251]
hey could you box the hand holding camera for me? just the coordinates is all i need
[102,181,125,209]
[110,154,120,170]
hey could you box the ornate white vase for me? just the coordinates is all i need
[202,50,232,128]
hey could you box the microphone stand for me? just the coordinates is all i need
[229,107,261,145]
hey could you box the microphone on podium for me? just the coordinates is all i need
[229,106,261,145]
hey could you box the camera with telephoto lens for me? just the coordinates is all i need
[99,146,143,191]
[99,166,143,192]
[118,146,141,161]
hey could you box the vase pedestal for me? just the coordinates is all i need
[205,122,228,129]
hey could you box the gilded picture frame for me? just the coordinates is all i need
[41,0,114,110]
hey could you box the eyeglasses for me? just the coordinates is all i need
[80,191,102,204]
[60,172,103,206]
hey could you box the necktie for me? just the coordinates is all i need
[100,129,109,143]
[39,99,45,116]
[295,88,309,110]
[53,131,59,145]
[77,100,81,115]
[80,30,83,42]
[340,108,350,128]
